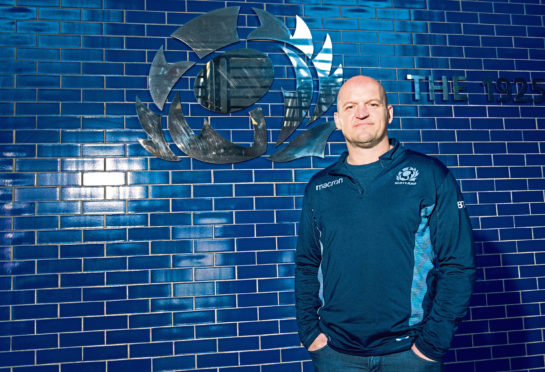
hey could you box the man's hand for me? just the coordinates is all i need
[411,344,436,362]
[308,333,328,351]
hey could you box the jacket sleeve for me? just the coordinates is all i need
[415,170,476,361]
[294,185,323,349]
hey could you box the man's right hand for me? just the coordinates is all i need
[308,333,328,351]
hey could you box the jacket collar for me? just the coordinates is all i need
[329,138,403,176]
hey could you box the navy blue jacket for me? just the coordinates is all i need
[295,139,475,360]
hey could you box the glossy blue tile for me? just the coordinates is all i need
[15,187,58,202]
[37,317,81,334]
[106,242,148,256]
[83,345,126,362]
[174,339,216,356]
[14,216,58,230]
[60,272,103,287]
[37,288,81,304]
[83,315,127,331]
[59,301,103,317]
[60,243,103,258]
[217,308,258,324]
[83,257,125,272]
[37,258,81,273]
[150,212,191,226]
[12,304,57,320]
[14,245,58,260]
[128,284,170,299]
[151,240,192,254]
[83,228,126,242]
[106,299,148,315]
[106,214,147,227]
[38,230,81,244]
[105,330,148,345]
[1,260,35,276]
[128,227,169,241]
[172,198,213,212]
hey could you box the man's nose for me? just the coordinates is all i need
[355,104,368,118]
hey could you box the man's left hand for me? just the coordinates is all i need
[411,344,436,362]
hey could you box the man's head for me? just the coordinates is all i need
[334,75,393,156]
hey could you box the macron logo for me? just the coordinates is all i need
[316,178,343,191]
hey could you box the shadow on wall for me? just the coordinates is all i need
[444,235,542,371]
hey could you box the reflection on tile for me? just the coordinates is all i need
[195,295,236,310]
[173,310,215,325]
[1,202,35,217]
[37,201,80,215]
[83,172,125,186]
[0,173,34,187]
[151,268,192,283]
[61,187,104,200]
[60,215,104,229]
[82,144,124,157]
[107,242,149,257]
[106,158,148,171]
[193,212,233,225]
[62,159,104,171]
[151,325,194,343]
[128,200,169,213]
[37,172,81,186]
[105,186,147,200]
[82,201,125,213]
[172,226,213,240]
[173,282,214,297]
[195,267,235,281]
[194,239,235,253]
[172,254,213,268]
[106,214,148,227]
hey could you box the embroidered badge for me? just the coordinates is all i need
[395,167,419,185]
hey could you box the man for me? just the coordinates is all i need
[295,75,475,371]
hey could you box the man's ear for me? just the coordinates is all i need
[387,105,393,124]
[334,112,342,130]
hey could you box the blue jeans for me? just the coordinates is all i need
[309,345,442,372]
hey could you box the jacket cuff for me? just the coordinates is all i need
[302,328,322,349]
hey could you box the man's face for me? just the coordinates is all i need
[334,76,393,151]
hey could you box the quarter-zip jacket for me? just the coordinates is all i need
[295,139,475,360]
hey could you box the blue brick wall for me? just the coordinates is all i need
[1,0,545,371]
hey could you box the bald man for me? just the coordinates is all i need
[295,76,475,371]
